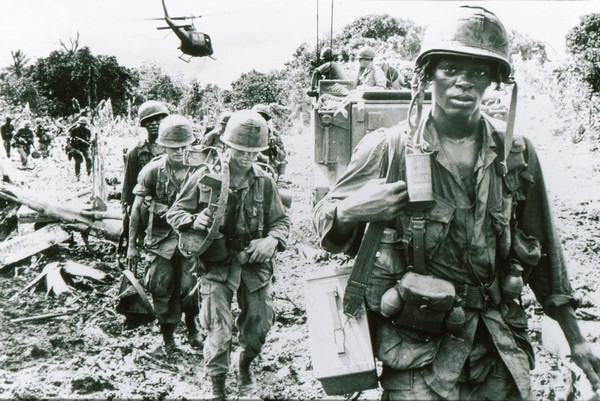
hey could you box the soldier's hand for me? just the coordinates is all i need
[336,179,408,224]
[571,342,600,393]
[246,236,278,264]
[192,207,214,231]
[127,243,140,261]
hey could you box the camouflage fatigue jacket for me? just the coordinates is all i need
[313,114,577,399]
[167,163,290,292]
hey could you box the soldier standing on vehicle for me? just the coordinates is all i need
[313,6,600,401]
[167,110,290,400]
[1,116,14,159]
[127,114,204,355]
[122,101,169,216]
[252,104,287,176]
[307,47,346,97]
[354,47,386,89]
[35,118,53,159]
[12,120,35,169]
[378,60,402,89]
[66,116,93,180]
[200,111,231,149]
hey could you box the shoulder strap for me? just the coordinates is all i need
[343,129,404,318]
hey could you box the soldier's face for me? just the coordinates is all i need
[164,146,186,165]
[431,56,493,120]
[142,115,165,142]
[229,148,259,170]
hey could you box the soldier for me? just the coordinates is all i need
[127,115,204,355]
[200,111,232,149]
[378,60,402,89]
[252,104,287,176]
[35,118,53,158]
[167,110,290,400]
[353,46,386,89]
[66,116,93,180]
[1,116,14,158]
[307,47,346,97]
[313,6,600,401]
[122,101,169,216]
[12,120,35,168]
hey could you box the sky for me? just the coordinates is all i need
[0,0,598,88]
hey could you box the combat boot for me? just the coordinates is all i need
[185,314,204,349]
[209,374,226,401]
[160,323,180,355]
[237,350,257,396]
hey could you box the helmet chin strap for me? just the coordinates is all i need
[501,79,518,176]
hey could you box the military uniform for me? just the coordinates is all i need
[1,121,14,158]
[313,116,577,400]
[67,123,92,177]
[133,155,199,326]
[122,141,165,211]
[12,126,34,167]
[35,125,52,158]
[167,163,290,377]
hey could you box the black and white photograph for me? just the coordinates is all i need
[0,1,599,400]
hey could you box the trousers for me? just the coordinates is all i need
[200,278,274,376]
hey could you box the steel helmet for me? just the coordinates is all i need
[251,104,274,121]
[415,6,512,82]
[77,116,89,125]
[358,47,375,59]
[221,110,269,152]
[157,115,195,148]
[138,100,169,125]
[5,116,11,121]
[23,120,31,127]
[320,47,335,61]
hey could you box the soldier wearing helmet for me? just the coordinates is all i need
[1,116,15,158]
[127,114,204,354]
[353,46,386,89]
[66,116,93,180]
[35,117,53,158]
[313,6,600,400]
[122,100,170,216]
[251,104,288,176]
[200,110,232,149]
[307,46,346,97]
[167,110,290,400]
[12,120,35,168]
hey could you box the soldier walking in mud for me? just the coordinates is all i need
[12,120,34,169]
[1,116,14,159]
[127,115,204,355]
[35,118,53,159]
[66,116,93,180]
[167,110,290,400]
[313,6,600,401]
[252,104,288,177]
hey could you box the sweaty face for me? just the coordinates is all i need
[142,114,166,142]
[431,56,493,120]
[164,146,186,165]
[229,147,259,170]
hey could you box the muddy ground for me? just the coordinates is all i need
[1,95,600,400]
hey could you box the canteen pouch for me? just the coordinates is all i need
[394,271,456,335]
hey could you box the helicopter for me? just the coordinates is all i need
[155,0,214,62]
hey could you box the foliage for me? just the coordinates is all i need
[509,30,548,64]
[180,82,227,126]
[131,62,184,111]
[7,50,30,78]
[30,46,137,117]
[565,13,600,94]
[226,69,286,111]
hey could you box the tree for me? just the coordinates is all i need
[7,50,30,78]
[509,30,548,64]
[226,69,285,111]
[565,13,600,94]
[31,46,137,116]
[132,62,185,110]
[181,82,226,125]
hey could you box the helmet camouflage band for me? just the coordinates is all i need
[221,110,269,152]
[251,104,274,121]
[138,100,170,125]
[157,115,195,148]
[415,6,512,83]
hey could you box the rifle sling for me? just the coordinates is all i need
[343,130,403,318]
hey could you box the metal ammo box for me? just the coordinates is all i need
[304,265,379,395]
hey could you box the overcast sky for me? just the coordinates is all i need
[1,1,598,88]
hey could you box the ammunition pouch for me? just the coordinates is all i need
[455,276,501,310]
[392,271,457,335]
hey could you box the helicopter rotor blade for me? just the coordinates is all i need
[157,24,192,30]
